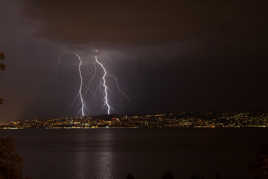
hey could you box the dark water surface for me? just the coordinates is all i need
[0,129,268,179]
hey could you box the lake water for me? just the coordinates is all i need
[0,129,267,179]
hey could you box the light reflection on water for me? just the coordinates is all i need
[2,128,268,179]
[75,129,113,179]
[96,130,113,179]
[75,131,88,179]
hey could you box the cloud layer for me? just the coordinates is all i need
[22,0,260,45]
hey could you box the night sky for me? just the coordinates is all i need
[0,0,266,121]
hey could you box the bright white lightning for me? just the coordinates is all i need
[95,56,111,115]
[73,53,85,117]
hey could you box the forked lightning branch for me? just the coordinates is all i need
[71,50,113,116]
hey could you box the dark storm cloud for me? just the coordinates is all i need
[1,0,267,122]
[22,0,260,45]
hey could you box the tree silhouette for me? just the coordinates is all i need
[0,52,5,71]
[126,173,135,179]
[250,145,268,177]
[0,52,5,104]
[216,172,221,179]
[191,175,205,179]
[162,171,174,179]
[0,137,23,179]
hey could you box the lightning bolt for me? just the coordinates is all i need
[95,55,111,115]
[58,49,128,117]
[73,53,85,117]
[109,74,130,101]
